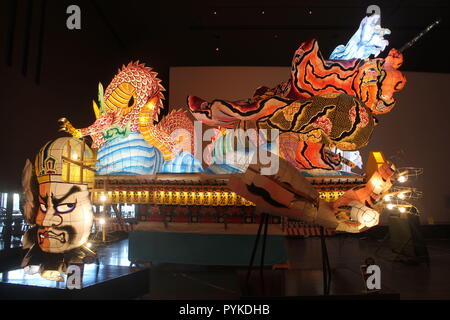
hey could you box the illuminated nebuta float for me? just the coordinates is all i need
[21,12,412,272]
[55,13,406,234]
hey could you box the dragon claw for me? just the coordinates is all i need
[58,117,67,124]
[57,118,81,138]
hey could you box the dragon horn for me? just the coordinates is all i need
[92,100,101,119]
[98,82,106,114]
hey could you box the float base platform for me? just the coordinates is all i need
[129,231,287,266]
[0,264,149,299]
[128,223,288,266]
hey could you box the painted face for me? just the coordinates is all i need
[35,182,93,253]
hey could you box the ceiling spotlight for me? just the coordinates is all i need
[398,175,407,183]
[261,10,265,15]
[397,193,406,199]
[99,218,106,225]
[72,153,78,160]
[99,194,107,202]
[398,207,406,213]
[387,203,394,210]
[384,195,391,201]
[86,242,92,248]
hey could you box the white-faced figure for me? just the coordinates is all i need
[23,137,96,255]
[35,182,93,253]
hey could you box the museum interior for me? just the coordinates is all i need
[0,0,449,302]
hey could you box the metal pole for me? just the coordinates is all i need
[398,18,442,53]
[246,213,266,284]
[320,227,331,295]
[259,214,269,295]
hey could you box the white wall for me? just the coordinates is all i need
[170,66,450,224]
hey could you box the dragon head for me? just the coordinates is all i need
[59,61,166,148]
[98,61,165,121]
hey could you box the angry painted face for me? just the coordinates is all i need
[35,182,93,253]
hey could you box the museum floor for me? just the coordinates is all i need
[96,236,450,300]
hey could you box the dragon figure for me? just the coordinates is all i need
[59,62,199,174]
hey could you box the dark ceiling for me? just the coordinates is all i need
[0,0,449,191]
[103,0,450,72]
[4,1,450,75]
[91,1,447,70]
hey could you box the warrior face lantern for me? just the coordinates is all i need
[24,137,96,254]
[36,182,93,253]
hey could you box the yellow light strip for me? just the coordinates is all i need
[92,189,345,205]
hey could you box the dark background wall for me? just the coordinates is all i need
[0,0,449,221]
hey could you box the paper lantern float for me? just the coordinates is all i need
[54,12,412,235]
[21,137,96,281]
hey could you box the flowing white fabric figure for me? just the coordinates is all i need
[330,14,390,60]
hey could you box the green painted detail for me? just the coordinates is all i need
[102,122,131,140]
